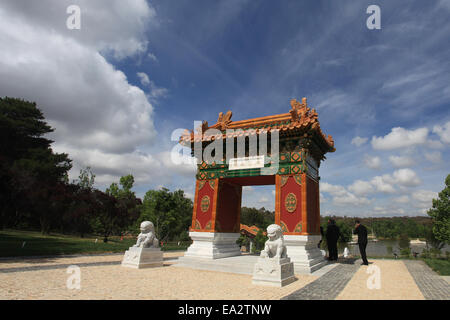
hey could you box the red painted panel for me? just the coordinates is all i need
[216,182,241,232]
[280,176,302,232]
[307,176,320,234]
[195,181,215,229]
[222,175,275,186]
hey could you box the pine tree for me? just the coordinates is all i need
[0,97,72,232]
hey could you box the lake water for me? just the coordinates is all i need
[335,240,450,257]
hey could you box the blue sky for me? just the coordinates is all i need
[0,0,449,217]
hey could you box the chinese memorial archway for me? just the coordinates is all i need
[179,98,335,272]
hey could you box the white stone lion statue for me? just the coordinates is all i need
[133,221,159,248]
[260,224,287,259]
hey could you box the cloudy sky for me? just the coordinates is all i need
[0,0,449,217]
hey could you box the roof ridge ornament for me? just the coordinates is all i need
[290,97,309,122]
[196,120,209,135]
[215,110,232,130]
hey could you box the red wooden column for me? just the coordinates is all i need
[190,178,242,233]
[190,178,219,232]
[275,173,320,235]
[275,174,303,235]
[185,178,242,260]
[305,174,320,235]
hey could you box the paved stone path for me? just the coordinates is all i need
[403,260,450,300]
[282,261,360,300]
[336,260,424,300]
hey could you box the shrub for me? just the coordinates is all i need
[398,233,410,249]
[430,248,441,258]
[421,249,431,259]
[254,230,267,253]
[400,247,411,258]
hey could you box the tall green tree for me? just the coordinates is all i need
[427,174,450,244]
[75,167,96,190]
[95,174,141,242]
[63,167,98,237]
[139,188,193,242]
[240,207,274,229]
[0,97,71,232]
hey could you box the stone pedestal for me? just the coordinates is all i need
[284,235,327,273]
[252,257,296,287]
[182,232,241,259]
[121,247,163,269]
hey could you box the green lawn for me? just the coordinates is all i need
[422,258,450,276]
[0,230,189,257]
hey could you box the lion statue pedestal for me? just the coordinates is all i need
[252,224,296,287]
[121,221,163,269]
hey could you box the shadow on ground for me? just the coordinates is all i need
[326,257,358,265]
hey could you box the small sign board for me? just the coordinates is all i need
[229,155,265,170]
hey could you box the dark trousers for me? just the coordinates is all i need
[359,241,368,264]
[328,241,338,260]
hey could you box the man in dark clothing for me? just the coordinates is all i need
[353,220,369,265]
[326,219,341,261]
[318,226,324,248]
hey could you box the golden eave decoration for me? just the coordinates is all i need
[180,97,335,153]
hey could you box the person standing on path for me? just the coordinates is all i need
[326,219,341,261]
[318,226,324,248]
[353,220,369,265]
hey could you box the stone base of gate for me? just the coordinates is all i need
[284,235,327,273]
[181,232,241,260]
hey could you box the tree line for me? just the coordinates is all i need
[0,97,192,242]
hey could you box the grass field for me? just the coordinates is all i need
[422,258,450,276]
[0,230,189,257]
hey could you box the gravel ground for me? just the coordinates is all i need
[2,254,446,300]
[336,260,425,300]
[0,252,317,300]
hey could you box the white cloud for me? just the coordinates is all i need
[321,182,347,197]
[137,71,169,101]
[333,193,371,206]
[424,151,442,164]
[411,190,438,209]
[388,155,415,168]
[371,127,428,150]
[59,144,196,188]
[1,1,156,60]
[321,182,371,206]
[241,186,275,211]
[348,180,374,196]
[0,1,163,186]
[373,206,406,216]
[426,139,445,149]
[344,168,422,198]
[137,72,151,86]
[370,175,396,194]
[320,192,328,204]
[351,136,368,147]
[364,155,382,170]
[393,195,410,204]
[147,52,159,63]
[432,121,450,143]
[392,168,421,187]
